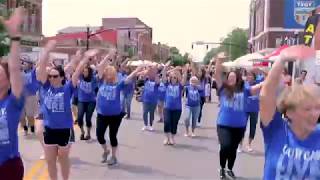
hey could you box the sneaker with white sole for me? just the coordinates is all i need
[101,151,110,163]
[141,126,147,131]
[39,154,45,160]
[226,169,236,179]
[247,146,254,152]
[148,126,154,131]
[219,168,226,179]
[107,156,118,166]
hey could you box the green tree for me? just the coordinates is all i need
[169,47,180,54]
[171,54,184,66]
[0,23,9,57]
[0,4,10,57]
[203,28,248,62]
[220,28,248,60]
[203,48,220,64]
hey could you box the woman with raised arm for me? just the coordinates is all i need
[259,45,320,180]
[162,65,187,145]
[72,57,98,141]
[119,59,135,119]
[27,41,57,161]
[214,52,263,180]
[35,47,97,180]
[0,7,26,180]
[141,65,160,131]
[238,69,261,153]
[94,50,143,166]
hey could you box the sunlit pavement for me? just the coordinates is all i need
[21,95,264,180]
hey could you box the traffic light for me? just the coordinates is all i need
[206,45,209,50]
[128,31,131,39]
[191,44,194,49]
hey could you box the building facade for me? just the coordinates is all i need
[102,18,153,60]
[42,27,117,58]
[3,0,43,51]
[152,43,170,63]
[249,0,320,53]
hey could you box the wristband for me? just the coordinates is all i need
[10,36,21,42]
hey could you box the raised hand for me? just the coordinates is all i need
[108,48,117,58]
[0,7,25,37]
[216,52,228,61]
[85,49,100,58]
[76,49,83,57]
[165,60,171,67]
[44,40,57,53]
[280,45,315,62]
[136,64,145,72]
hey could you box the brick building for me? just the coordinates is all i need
[46,18,153,60]
[2,0,43,51]
[249,0,320,53]
[102,18,153,60]
[152,43,170,63]
[43,26,117,57]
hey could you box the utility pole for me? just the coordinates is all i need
[86,26,90,50]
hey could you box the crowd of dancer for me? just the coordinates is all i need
[1,7,320,180]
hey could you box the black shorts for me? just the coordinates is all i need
[43,126,71,147]
[72,97,78,106]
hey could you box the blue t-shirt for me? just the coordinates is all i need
[78,75,97,102]
[121,73,135,95]
[245,81,259,113]
[185,85,201,107]
[117,72,125,82]
[157,82,166,102]
[256,74,265,83]
[24,69,39,96]
[199,80,206,97]
[142,80,159,104]
[164,83,183,110]
[0,93,24,165]
[96,81,126,116]
[262,112,320,179]
[217,86,251,127]
[41,81,74,129]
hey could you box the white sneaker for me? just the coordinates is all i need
[191,133,196,137]
[237,147,243,153]
[184,133,189,137]
[141,126,147,131]
[148,126,154,131]
[40,154,45,160]
[247,146,254,152]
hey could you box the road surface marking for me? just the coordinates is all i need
[38,167,49,180]
[24,160,45,180]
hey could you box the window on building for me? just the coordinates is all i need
[275,38,282,48]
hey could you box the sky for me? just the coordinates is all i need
[42,0,251,54]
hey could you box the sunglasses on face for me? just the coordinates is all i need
[48,74,59,79]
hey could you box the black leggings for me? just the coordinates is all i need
[217,125,245,170]
[164,109,182,135]
[198,96,206,123]
[77,101,96,128]
[96,114,122,147]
